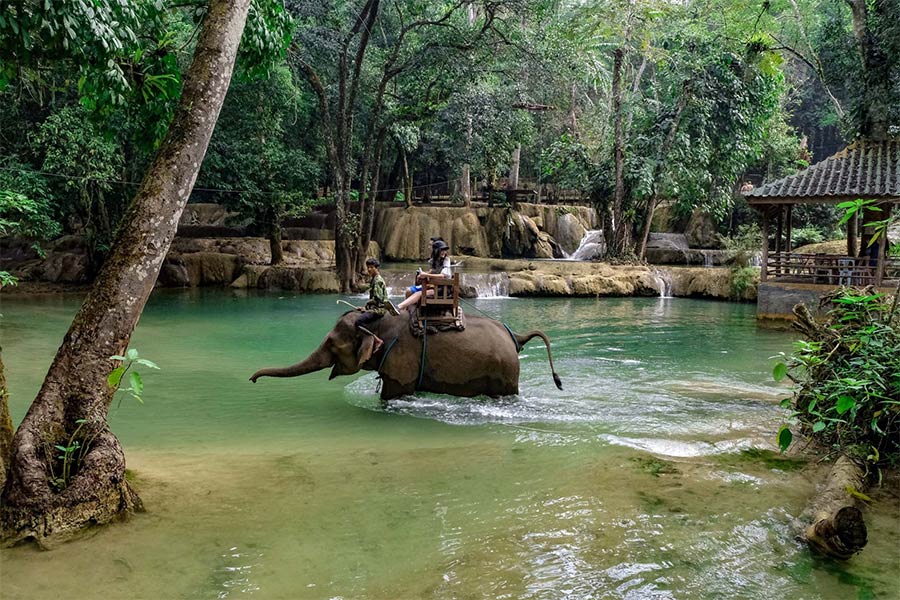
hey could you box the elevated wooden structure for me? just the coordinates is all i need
[744,138,899,288]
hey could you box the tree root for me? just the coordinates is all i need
[1,429,143,549]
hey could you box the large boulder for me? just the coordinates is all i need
[373,203,598,260]
[684,209,721,249]
[178,203,240,226]
[254,266,341,292]
[553,212,588,255]
[374,206,491,260]
[171,237,270,264]
[12,235,91,284]
[158,252,244,287]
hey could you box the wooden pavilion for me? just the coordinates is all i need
[744,138,899,289]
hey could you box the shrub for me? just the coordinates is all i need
[774,288,900,468]
[791,226,825,247]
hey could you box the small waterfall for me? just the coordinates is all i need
[382,271,509,298]
[653,268,674,298]
[701,250,714,268]
[564,230,606,261]
[464,273,510,298]
[748,251,762,267]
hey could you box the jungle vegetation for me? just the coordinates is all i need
[0,0,898,548]
[2,0,898,290]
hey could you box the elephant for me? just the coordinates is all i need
[250,310,562,400]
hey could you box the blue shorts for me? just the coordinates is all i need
[409,285,422,293]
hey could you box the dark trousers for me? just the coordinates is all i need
[355,311,384,330]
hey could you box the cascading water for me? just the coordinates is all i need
[653,268,674,298]
[701,250,714,268]
[563,230,606,261]
[381,270,509,298]
[462,273,509,298]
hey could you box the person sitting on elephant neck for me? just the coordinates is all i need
[398,238,451,312]
[356,257,388,353]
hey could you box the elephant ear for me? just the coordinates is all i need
[356,334,376,369]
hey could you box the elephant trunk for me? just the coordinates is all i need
[250,345,333,383]
[515,330,563,390]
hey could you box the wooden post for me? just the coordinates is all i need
[774,207,783,275]
[785,204,793,253]
[874,204,890,287]
[847,212,858,257]
[761,207,769,282]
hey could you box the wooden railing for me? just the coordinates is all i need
[765,252,900,286]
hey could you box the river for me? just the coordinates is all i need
[1,290,897,599]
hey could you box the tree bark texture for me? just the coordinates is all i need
[637,85,689,259]
[508,145,521,191]
[845,0,890,139]
[804,455,869,559]
[0,351,13,490]
[0,0,250,548]
[609,47,628,256]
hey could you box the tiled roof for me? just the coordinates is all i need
[745,138,900,204]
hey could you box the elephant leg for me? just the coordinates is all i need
[379,377,414,402]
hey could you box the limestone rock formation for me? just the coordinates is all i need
[373,203,595,261]
[684,209,721,249]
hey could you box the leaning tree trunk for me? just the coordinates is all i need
[0,350,13,490]
[804,455,868,559]
[609,47,628,256]
[0,0,250,548]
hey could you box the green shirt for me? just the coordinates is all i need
[365,273,388,313]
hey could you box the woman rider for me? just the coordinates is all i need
[398,238,451,311]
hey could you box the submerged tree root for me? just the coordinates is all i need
[804,455,868,559]
[1,430,143,549]
[2,481,142,549]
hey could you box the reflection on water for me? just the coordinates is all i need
[1,291,897,600]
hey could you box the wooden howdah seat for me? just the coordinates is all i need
[417,272,459,324]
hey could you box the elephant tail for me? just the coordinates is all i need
[514,330,563,390]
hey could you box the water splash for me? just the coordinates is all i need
[381,271,509,298]
[652,269,674,298]
[563,230,606,261]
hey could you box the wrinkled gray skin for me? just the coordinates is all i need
[250,311,562,400]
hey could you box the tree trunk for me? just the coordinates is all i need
[268,221,284,266]
[847,212,858,257]
[333,174,355,293]
[0,0,250,548]
[845,0,889,139]
[460,164,471,206]
[637,85,689,260]
[609,47,628,256]
[355,128,386,273]
[508,145,521,190]
[568,82,579,137]
[401,145,413,208]
[0,351,13,490]
[804,455,868,559]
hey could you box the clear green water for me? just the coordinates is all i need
[1,291,898,599]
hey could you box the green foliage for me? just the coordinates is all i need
[791,226,826,247]
[0,271,18,288]
[721,223,762,257]
[108,348,159,406]
[774,289,900,465]
[29,105,125,252]
[198,66,320,241]
[729,266,758,300]
[0,189,60,241]
[46,417,102,491]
